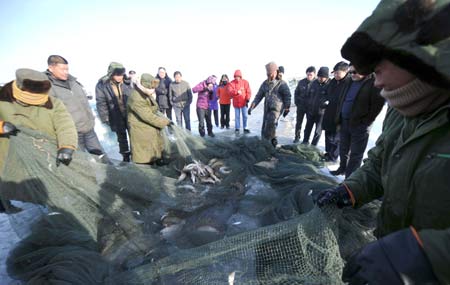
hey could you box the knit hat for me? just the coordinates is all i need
[13,68,51,105]
[332,61,349,73]
[306,66,316,73]
[265,62,278,74]
[317,67,330,78]
[341,0,450,89]
[278,66,285,74]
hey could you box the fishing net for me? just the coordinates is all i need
[0,127,379,284]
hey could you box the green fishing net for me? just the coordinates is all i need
[0,127,379,284]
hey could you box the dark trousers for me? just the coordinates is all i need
[339,119,370,178]
[303,113,323,146]
[220,104,231,128]
[115,128,130,154]
[78,129,104,155]
[212,109,219,127]
[174,105,191,131]
[295,108,307,140]
[324,131,339,161]
[196,107,213,137]
[160,107,172,120]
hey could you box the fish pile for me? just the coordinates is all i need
[177,158,231,185]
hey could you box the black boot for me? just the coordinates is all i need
[271,138,278,148]
[330,167,346,176]
[121,151,131,162]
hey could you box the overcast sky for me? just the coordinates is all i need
[0,0,380,93]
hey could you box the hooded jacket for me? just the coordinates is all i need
[192,76,216,110]
[340,1,450,282]
[227,70,251,108]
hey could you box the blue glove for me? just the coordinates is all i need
[56,148,74,167]
[343,228,438,284]
[315,185,353,208]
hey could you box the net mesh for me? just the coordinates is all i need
[0,127,379,284]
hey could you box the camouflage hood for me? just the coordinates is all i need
[341,0,450,89]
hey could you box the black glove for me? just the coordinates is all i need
[343,228,438,284]
[315,185,353,208]
[169,120,175,126]
[282,109,290,118]
[1,122,19,136]
[56,148,74,167]
[247,108,252,115]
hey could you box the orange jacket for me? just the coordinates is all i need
[217,84,231,105]
[227,70,251,108]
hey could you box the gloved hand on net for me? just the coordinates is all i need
[343,227,438,285]
[56,148,74,167]
[315,184,353,208]
[168,120,175,126]
[282,108,290,118]
[1,121,20,136]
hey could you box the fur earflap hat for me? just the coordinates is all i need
[341,0,450,89]
[15,68,51,94]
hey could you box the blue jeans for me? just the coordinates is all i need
[234,106,248,130]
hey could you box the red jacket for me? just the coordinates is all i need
[227,70,251,108]
[217,84,231,105]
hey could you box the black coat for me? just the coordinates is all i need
[305,79,330,116]
[95,79,132,132]
[155,75,173,109]
[336,76,385,127]
[322,75,352,132]
[294,78,314,111]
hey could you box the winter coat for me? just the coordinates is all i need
[95,79,132,132]
[0,81,77,171]
[46,71,95,133]
[169,80,192,109]
[253,79,291,113]
[155,75,173,109]
[336,76,384,128]
[252,79,291,141]
[227,71,251,108]
[209,85,219,110]
[192,81,212,110]
[294,78,314,112]
[345,97,450,283]
[127,88,171,164]
[322,75,352,132]
[217,84,231,105]
[305,79,330,116]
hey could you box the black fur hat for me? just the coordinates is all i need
[15,68,51,94]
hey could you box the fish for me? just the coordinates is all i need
[177,158,229,186]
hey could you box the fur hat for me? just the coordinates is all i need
[265,62,278,74]
[341,0,450,89]
[15,68,51,94]
[317,67,330,78]
[107,62,126,78]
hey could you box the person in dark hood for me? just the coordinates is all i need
[95,62,132,162]
[316,1,450,283]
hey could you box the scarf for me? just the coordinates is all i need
[12,80,49,106]
[380,78,448,117]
